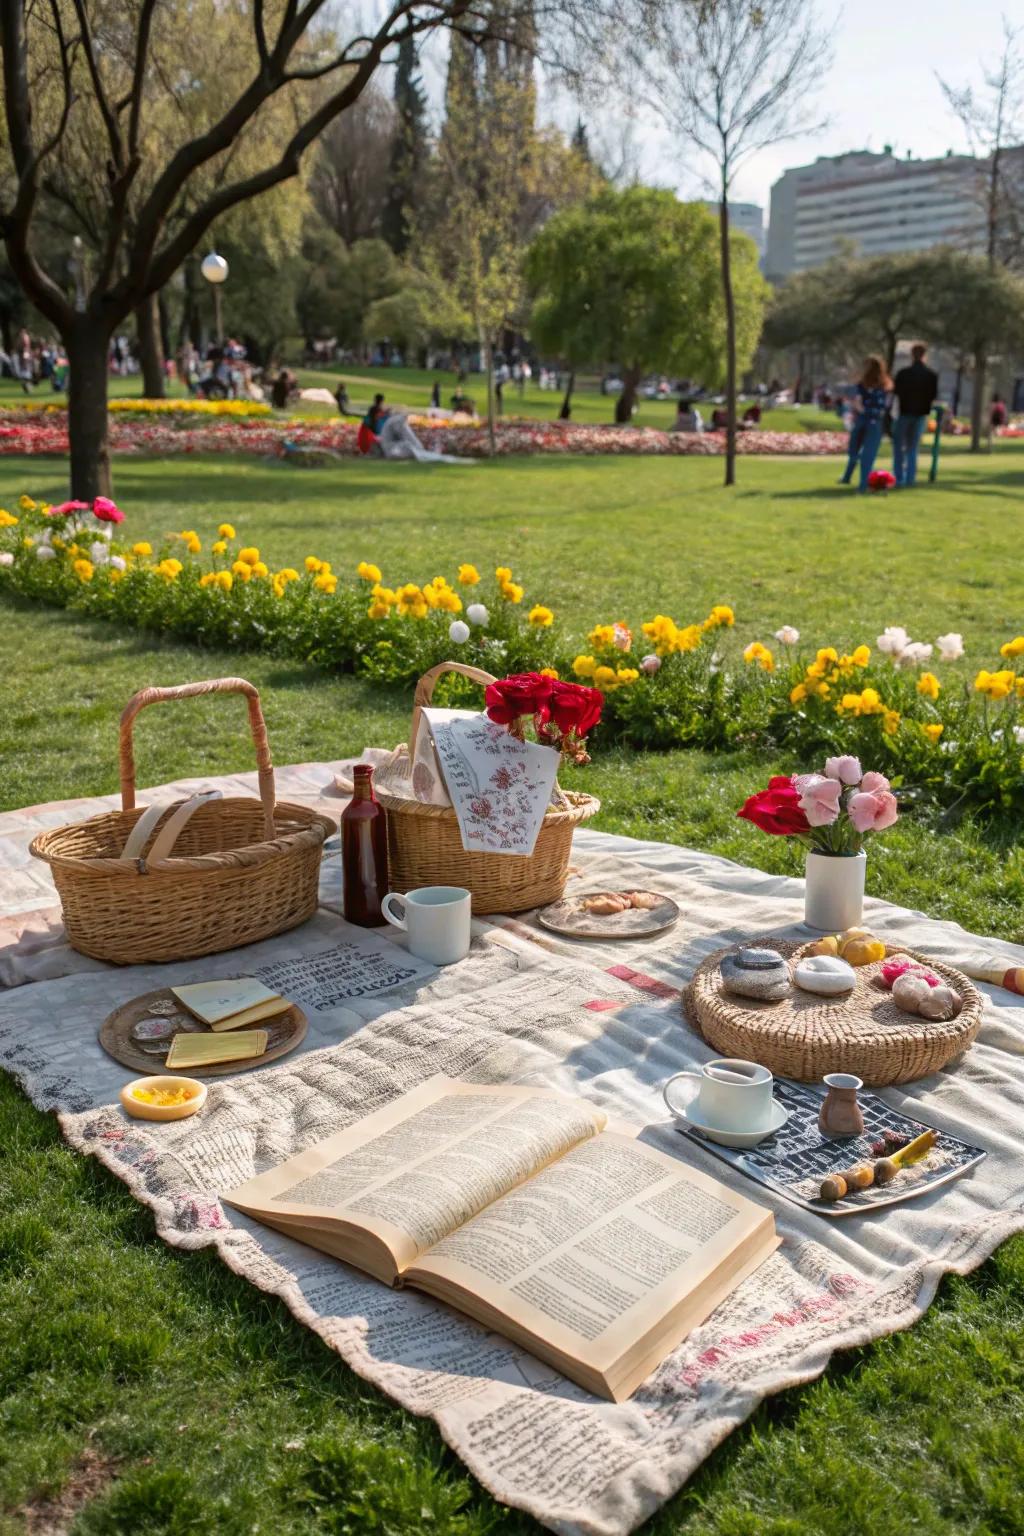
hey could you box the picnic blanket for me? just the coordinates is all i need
[2,761,1023,1536]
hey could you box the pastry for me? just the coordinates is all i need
[626,891,662,911]
[583,892,630,916]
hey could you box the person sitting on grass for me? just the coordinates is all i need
[357,393,388,455]
[450,386,475,416]
[672,398,703,432]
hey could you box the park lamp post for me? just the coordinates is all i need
[200,251,229,345]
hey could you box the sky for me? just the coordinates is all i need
[592,1,1017,212]
[414,2,1016,223]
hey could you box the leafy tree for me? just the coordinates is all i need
[421,14,601,449]
[525,186,767,423]
[639,0,828,484]
[763,247,1024,396]
[381,37,428,255]
[0,0,484,496]
[310,88,398,248]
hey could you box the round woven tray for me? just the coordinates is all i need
[684,939,983,1086]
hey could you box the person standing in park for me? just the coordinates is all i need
[840,356,892,491]
[892,343,938,487]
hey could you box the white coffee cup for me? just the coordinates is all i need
[663,1058,774,1134]
[380,886,471,966]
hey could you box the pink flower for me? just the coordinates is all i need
[640,654,661,674]
[824,755,862,785]
[793,773,842,826]
[49,499,91,517]
[859,770,890,793]
[847,789,899,833]
[92,495,124,523]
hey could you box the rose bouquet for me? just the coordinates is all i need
[738,755,898,855]
[485,671,603,764]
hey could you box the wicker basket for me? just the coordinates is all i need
[31,678,335,965]
[374,662,600,915]
[684,938,983,1086]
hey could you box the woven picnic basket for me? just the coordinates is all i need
[373,661,599,915]
[30,678,335,965]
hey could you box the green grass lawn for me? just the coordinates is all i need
[0,364,840,433]
[2,449,1024,1535]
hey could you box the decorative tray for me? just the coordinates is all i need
[100,986,307,1077]
[684,939,983,1085]
[676,1077,986,1217]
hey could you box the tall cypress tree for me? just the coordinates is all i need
[382,37,428,255]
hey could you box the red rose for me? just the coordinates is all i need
[548,678,603,738]
[485,672,554,726]
[737,775,810,836]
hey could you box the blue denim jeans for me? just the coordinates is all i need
[857,420,884,489]
[841,418,865,482]
[893,413,926,486]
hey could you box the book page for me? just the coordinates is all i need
[410,1130,774,1379]
[223,1077,607,1277]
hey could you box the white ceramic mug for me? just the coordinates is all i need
[380,886,471,966]
[663,1058,774,1133]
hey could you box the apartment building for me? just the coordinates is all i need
[764,148,1001,280]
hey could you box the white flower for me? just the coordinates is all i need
[89,540,109,565]
[466,603,489,627]
[895,640,933,668]
[992,727,1024,746]
[38,526,52,546]
[0,551,13,567]
[774,625,800,645]
[110,554,127,572]
[35,544,56,561]
[936,632,964,662]
[448,619,470,644]
[640,654,661,674]
[877,625,909,656]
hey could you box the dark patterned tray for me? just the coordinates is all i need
[676,1077,986,1217]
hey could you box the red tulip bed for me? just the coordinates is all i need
[0,409,849,460]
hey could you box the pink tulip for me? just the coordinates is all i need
[793,772,842,826]
[847,789,899,833]
[824,755,862,785]
[859,771,890,793]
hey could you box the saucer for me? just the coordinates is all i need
[677,1096,789,1148]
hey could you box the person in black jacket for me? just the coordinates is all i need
[892,343,938,487]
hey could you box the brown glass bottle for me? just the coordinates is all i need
[342,764,389,926]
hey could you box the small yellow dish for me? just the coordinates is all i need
[120,1075,208,1122]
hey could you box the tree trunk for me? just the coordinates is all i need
[66,319,113,499]
[970,343,985,452]
[558,368,575,421]
[614,365,642,424]
[718,197,737,488]
[136,292,166,398]
[482,329,496,458]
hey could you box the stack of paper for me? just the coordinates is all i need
[171,979,287,1032]
[165,1030,269,1069]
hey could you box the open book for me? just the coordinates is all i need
[223,1077,779,1402]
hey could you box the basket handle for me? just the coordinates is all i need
[409,662,497,756]
[119,678,276,840]
[119,790,223,865]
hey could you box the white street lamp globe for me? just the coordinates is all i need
[201,251,228,284]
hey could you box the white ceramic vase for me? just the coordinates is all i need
[804,849,865,932]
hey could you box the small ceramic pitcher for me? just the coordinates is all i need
[818,1072,865,1137]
